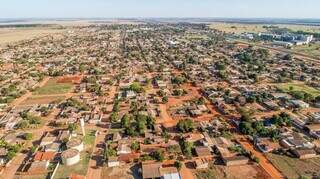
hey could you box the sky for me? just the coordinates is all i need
[0,0,319,19]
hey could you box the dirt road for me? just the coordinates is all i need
[236,135,284,179]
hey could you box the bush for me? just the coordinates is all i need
[24,133,33,140]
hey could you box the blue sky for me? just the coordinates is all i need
[1,0,319,18]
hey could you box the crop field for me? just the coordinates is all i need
[267,153,320,179]
[0,27,65,47]
[277,82,320,97]
[33,78,73,95]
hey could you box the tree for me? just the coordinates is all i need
[239,121,254,135]
[121,114,130,128]
[152,150,164,162]
[162,96,168,104]
[174,161,182,171]
[179,139,193,159]
[68,123,78,133]
[283,54,293,61]
[131,141,140,151]
[130,82,143,93]
[177,119,194,133]
[110,112,119,123]
[24,133,33,140]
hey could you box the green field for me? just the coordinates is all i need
[33,79,73,95]
[277,83,320,97]
[267,153,320,179]
[292,42,320,58]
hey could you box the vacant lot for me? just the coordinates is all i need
[33,78,73,95]
[20,95,65,105]
[277,82,320,97]
[267,153,320,179]
[101,164,140,179]
[0,27,65,47]
[195,164,270,179]
[210,23,267,34]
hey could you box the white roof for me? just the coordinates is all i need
[163,173,181,179]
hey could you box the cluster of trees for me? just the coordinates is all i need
[172,89,187,96]
[140,149,165,162]
[239,112,290,141]
[16,112,41,129]
[0,139,22,161]
[289,90,315,102]
[0,83,25,103]
[177,119,194,133]
[121,113,155,137]
[171,76,187,85]
[129,82,144,93]
[59,98,90,111]
[270,112,292,126]
[103,142,116,160]
[179,138,194,159]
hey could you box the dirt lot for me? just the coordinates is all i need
[195,164,270,179]
[20,95,65,105]
[0,27,65,47]
[101,164,141,179]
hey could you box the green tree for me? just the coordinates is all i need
[162,96,168,104]
[68,123,78,133]
[177,119,194,133]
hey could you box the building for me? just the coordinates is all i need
[107,156,120,167]
[222,156,249,166]
[67,138,84,152]
[292,148,317,159]
[142,162,181,179]
[61,149,80,166]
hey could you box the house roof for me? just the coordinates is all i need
[195,146,211,157]
[142,162,162,179]
[34,151,55,161]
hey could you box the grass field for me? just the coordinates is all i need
[267,153,320,179]
[210,23,320,35]
[277,82,320,97]
[292,42,320,58]
[33,78,73,95]
[0,27,65,47]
